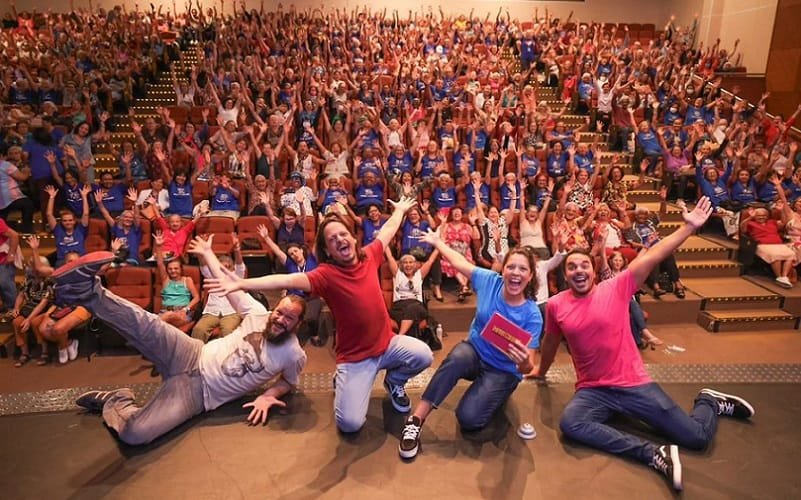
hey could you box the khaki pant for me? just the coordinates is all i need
[191,313,243,342]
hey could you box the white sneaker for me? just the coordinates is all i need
[67,339,79,361]
[58,348,69,364]
[775,276,793,288]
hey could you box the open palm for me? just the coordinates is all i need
[683,196,713,230]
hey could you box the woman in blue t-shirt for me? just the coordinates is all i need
[45,184,90,266]
[94,188,143,264]
[256,225,326,346]
[398,237,541,459]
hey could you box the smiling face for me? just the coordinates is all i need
[322,220,358,266]
[166,260,183,280]
[264,297,304,343]
[501,252,534,301]
[564,251,596,296]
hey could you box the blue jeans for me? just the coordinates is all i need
[629,299,646,346]
[334,335,433,433]
[559,383,719,464]
[92,283,206,445]
[422,341,520,431]
[0,263,17,311]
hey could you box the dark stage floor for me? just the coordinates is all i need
[1,383,799,500]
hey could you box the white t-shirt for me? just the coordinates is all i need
[392,269,424,303]
[323,150,350,177]
[199,301,307,411]
[535,252,565,304]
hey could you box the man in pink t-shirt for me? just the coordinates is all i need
[207,197,433,433]
[534,197,755,492]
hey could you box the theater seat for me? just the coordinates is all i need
[85,218,109,252]
[237,215,273,256]
[104,267,153,310]
[194,216,236,254]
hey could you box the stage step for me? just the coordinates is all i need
[675,236,731,261]
[676,259,741,278]
[697,309,799,333]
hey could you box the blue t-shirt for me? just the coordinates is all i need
[573,151,595,174]
[520,154,540,178]
[286,254,318,297]
[636,129,661,155]
[211,186,239,212]
[432,186,457,209]
[420,154,445,178]
[63,183,85,217]
[468,267,541,377]
[453,151,476,176]
[355,184,384,210]
[546,152,569,178]
[499,182,521,211]
[111,224,142,263]
[387,152,414,176]
[54,224,87,261]
[168,181,193,217]
[731,180,757,205]
[401,220,432,255]
[465,183,490,209]
[361,218,386,246]
[93,183,126,214]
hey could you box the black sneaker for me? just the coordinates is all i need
[384,378,411,413]
[699,388,755,419]
[52,251,115,284]
[651,444,682,491]
[399,415,423,459]
[75,388,131,413]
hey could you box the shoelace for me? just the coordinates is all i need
[718,401,736,416]
[389,384,407,399]
[651,450,669,474]
[402,422,421,441]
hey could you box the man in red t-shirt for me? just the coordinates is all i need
[207,197,433,433]
[533,197,754,492]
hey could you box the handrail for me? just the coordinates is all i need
[690,74,801,140]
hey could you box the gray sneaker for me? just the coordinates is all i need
[76,388,132,413]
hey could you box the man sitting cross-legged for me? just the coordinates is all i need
[56,236,307,446]
[533,197,755,491]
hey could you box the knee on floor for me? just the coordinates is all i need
[335,415,366,434]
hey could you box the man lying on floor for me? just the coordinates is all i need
[56,235,306,445]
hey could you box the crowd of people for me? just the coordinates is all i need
[0,2,784,492]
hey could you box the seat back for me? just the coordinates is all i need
[237,215,274,256]
[104,267,153,310]
[85,218,109,252]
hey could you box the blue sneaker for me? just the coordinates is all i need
[52,252,115,285]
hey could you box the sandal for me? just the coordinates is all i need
[36,354,50,366]
[14,354,30,368]
[310,336,327,347]
[675,288,686,299]
[457,291,466,303]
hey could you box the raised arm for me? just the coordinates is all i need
[256,224,288,266]
[629,196,712,285]
[375,196,418,248]
[420,226,476,278]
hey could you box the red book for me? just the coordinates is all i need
[480,312,533,355]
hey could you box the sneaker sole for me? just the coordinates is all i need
[699,388,756,417]
[670,444,683,491]
[52,252,116,279]
[398,443,419,459]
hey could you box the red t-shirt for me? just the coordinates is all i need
[307,241,394,364]
[156,217,195,256]
[746,219,783,245]
[0,218,9,265]
[545,269,651,390]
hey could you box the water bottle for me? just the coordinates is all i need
[435,324,443,343]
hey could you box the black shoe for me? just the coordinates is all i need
[384,377,411,413]
[75,388,131,413]
[651,444,682,491]
[399,415,423,459]
[699,388,755,419]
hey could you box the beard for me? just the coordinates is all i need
[263,317,295,345]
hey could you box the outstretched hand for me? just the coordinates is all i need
[419,227,441,246]
[682,196,713,230]
[243,395,287,426]
[388,196,418,215]
[204,272,243,296]
[187,234,214,255]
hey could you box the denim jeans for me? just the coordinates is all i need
[0,263,17,312]
[629,299,646,346]
[422,341,521,431]
[334,335,433,433]
[559,383,719,464]
[92,284,206,445]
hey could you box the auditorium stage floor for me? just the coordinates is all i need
[2,383,799,500]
